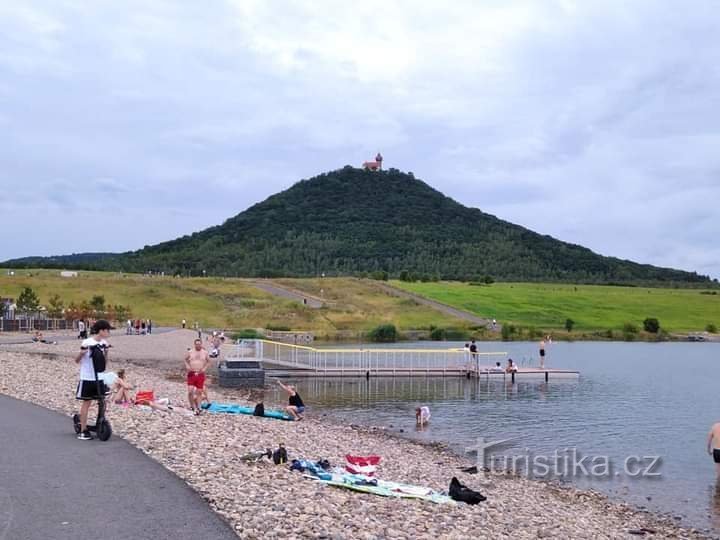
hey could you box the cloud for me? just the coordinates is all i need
[0,0,718,278]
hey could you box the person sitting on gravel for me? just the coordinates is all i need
[277,379,305,421]
[111,369,133,405]
[32,331,57,344]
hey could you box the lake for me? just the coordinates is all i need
[265,341,720,534]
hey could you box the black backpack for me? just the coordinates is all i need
[273,445,288,465]
[449,477,486,504]
[90,345,106,374]
[253,403,265,416]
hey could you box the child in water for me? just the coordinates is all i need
[415,406,431,427]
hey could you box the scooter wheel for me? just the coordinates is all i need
[97,420,112,441]
[72,414,81,434]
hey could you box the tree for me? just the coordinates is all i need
[16,287,40,315]
[90,295,106,316]
[113,305,132,323]
[483,275,494,285]
[643,317,660,333]
[399,270,411,282]
[64,302,79,321]
[564,318,575,332]
[46,294,65,318]
[706,323,718,334]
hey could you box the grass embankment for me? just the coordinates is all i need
[0,271,470,337]
[394,281,720,335]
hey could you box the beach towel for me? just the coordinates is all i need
[201,402,292,421]
[311,472,454,504]
[345,455,381,476]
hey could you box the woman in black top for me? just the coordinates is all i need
[277,379,305,421]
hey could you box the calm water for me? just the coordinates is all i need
[266,341,720,534]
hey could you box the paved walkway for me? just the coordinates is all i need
[0,394,237,540]
[250,280,324,308]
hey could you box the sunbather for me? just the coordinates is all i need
[111,369,133,404]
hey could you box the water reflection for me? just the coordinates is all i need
[261,342,720,534]
[271,376,577,408]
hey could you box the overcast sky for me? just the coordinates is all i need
[1,1,718,278]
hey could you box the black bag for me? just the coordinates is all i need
[449,476,486,504]
[90,345,106,374]
[273,445,288,465]
[253,403,265,416]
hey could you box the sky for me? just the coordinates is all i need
[1,1,718,278]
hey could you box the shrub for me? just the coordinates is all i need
[368,323,397,343]
[430,327,446,341]
[399,270,411,282]
[565,318,575,332]
[622,322,638,334]
[445,327,471,340]
[501,325,511,341]
[266,324,291,331]
[643,318,660,333]
[706,323,718,334]
[370,270,389,281]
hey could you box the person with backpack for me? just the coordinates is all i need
[74,320,112,440]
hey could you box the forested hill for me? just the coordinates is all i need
[4,167,711,284]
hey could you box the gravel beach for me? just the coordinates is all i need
[0,331,708,539]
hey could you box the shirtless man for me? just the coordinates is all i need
[707,422,720,477]
[184,339,210,414]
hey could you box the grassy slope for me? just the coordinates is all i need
[0,271,469,334]
[394,281,719,333]
[276,278,469,332]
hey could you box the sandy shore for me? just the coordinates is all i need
[0,332,707,539]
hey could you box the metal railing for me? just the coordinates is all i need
[233,339,507,374]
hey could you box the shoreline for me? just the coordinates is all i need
[0,333,710,539]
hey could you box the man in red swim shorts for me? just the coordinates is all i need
[184,338,210,414]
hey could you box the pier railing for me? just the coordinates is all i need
[233,339,506,374]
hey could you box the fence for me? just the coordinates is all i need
[0,318,73,332]
[233,339,506,374]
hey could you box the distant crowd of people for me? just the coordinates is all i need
[126,319,153,335]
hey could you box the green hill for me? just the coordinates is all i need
[4,167,711,284]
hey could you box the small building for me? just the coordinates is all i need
[60,271,78,278]
[362,152,383,171]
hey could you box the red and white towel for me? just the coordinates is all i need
[345,454,381,476]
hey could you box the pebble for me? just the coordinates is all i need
[0,343,711,540]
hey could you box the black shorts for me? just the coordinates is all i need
[713,449,720,464]
[76,380,107,401]
[540,349,546,357]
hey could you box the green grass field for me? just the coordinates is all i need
[394,281,720,333]
[0,270,469,335]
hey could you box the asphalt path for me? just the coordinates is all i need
[0,394,237,540]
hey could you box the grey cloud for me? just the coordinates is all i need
[0,1,718,278]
